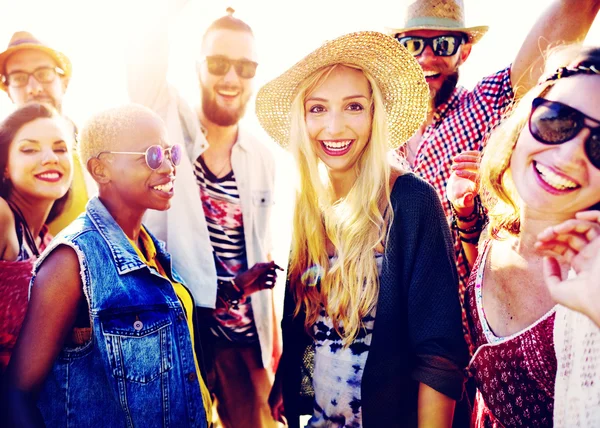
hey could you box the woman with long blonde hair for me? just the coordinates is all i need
[256,32,469,428]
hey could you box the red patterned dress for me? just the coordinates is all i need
[465,240,557,427]
[0,224,52,373]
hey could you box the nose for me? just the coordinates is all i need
[554,128,590,168]
[326,111,346,136]
[158,154,176,175]
[41,148,59,165]
[222,64,240,85]
[26,74,43,95]
[417,45,436,65]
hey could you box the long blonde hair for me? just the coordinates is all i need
[287,64,395,345]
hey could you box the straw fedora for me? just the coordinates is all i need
[386,0,488,44]
[0,31,72,92]
[255,31,429,149]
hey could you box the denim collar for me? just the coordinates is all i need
[85,197,172,277]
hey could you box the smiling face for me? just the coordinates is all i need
[6,117,72,203]
[198,29,257,127]
[5,49,67,111]
[397,29,470,105]
[304,66,373,180]
[510,75,600,217]
[100,112,176,214]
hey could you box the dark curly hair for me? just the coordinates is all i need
[0,102,72,224]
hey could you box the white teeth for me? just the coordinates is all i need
[153,181,173,192]
[322,140,352,151]
[423,70,440,77]
[217,90,238,96]
[37,172,60,180]
[535,163,578,190]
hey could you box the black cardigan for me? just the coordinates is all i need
[279,173,469,428]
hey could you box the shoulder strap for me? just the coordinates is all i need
[6,200,40,258]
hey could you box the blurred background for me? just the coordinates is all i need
[2,0,600,141]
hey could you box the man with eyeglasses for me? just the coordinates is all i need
[0,31,94,235]
[127,4,282,428]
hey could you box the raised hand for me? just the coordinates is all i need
[447,150,481,215]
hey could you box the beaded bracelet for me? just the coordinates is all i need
[458,233,480,245]
[217,279,244,310]
[450,194,482,223]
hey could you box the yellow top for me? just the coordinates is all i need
[128,227,212,423]
[48,151,89,235]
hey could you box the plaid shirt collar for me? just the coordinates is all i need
[431,85,469,125]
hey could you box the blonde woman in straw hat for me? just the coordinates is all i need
[387,0,600,354]
[255,31,469,428]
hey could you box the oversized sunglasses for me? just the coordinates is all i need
[529,98,600,169]
[204,56,258,79]
[395,35,465,57]
[97,144,182,170]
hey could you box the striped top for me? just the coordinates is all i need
[194,156,257,343]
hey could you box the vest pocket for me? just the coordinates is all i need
[101,307,173,383]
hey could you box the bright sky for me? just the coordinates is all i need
[1,0,600,139]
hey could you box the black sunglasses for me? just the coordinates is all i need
[395,35,465,57]
[529,98,600,169]
[203,56,258,79]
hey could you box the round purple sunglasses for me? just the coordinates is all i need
[96,144,182,170]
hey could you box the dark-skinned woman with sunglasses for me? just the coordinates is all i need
[446,46,600,427]
[0,103,72,382]
[4,104,211,428]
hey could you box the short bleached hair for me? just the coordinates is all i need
[77,104,163,167]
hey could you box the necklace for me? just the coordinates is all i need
[202,154,231,179]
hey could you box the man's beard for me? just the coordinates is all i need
[431,71,459,109]
[201,84,247,127]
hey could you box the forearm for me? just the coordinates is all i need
[4,389,45,428]
[417,383,455,428]
[512,0,600,96]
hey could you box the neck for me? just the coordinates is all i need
[98,195,144,242]
[198,110,239,150]
[7,192,53,238]
[329,169,357,200]
[514,209,576,257]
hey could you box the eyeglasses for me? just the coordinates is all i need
[97,144,182,170]
[2,66,64,88]
[203,56,258,79]
[395,35,465,57]
[529,98,600,169]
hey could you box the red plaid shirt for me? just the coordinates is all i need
[402,66,514,351]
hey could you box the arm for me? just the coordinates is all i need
[4,246,84,427]
[418,383,455,428]
[403,179,469,423]
[511,0,600,98]
[125,0,187,110]
[0,199,17,260]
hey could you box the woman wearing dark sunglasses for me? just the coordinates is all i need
[4,104,211,427]
[447,46,600,427]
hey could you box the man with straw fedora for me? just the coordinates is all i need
[0,31,95,236]
[387,0,600,352]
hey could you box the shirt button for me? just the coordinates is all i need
[187,372,197,382]
[133,320,143,331]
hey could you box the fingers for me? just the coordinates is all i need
[543,256,563,289]
[453,169,479,183]
[575,210,600,223]
[536,219,600,261]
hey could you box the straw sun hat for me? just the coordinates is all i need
[386,0,488,44]
[255,31,429,149]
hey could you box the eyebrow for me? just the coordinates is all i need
[17,139,67,145]
[306,95,369,102]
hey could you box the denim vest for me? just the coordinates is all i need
[33,197,207,428]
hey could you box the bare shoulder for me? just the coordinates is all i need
[0,197,18,260]
[34,245,82,293]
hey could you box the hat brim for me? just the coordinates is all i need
[0,43,72,92]
[255,31,429,149]
[386,25,489,44]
